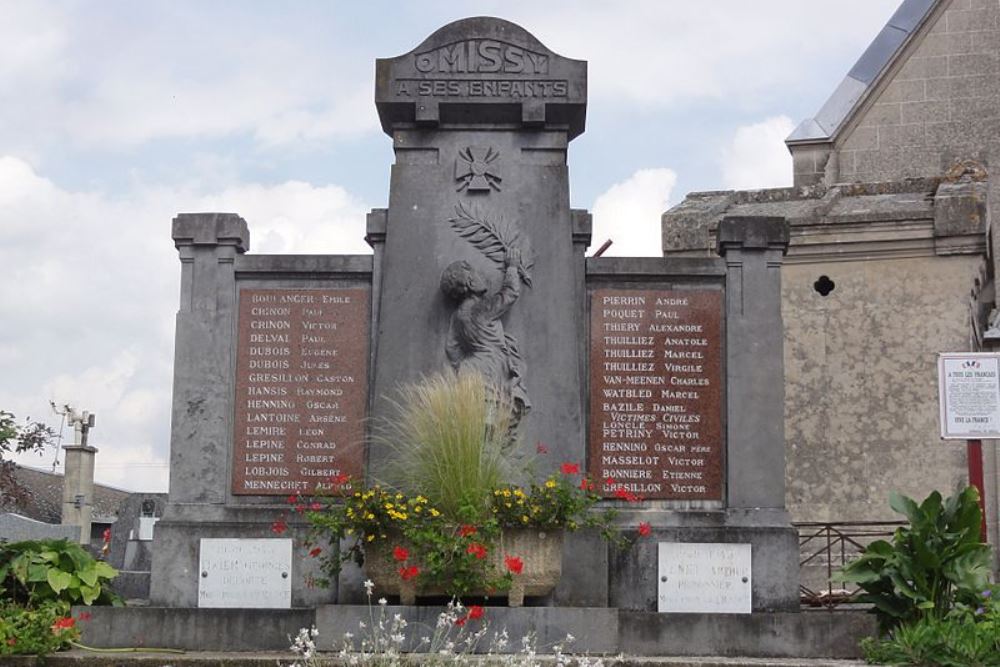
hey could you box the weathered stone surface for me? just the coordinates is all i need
[375,17,586,138]
[71,605,875,657]
[370,21,588,487]
[0,512,77,542]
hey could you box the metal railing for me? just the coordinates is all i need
[794,520,906,609]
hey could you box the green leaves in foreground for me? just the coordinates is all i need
[0,539,121,607]
[839,486,991,634]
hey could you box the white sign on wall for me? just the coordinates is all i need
[198,538,292,609]
[657,542,751,614]
[938,353,1000,439]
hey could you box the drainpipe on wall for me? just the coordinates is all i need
[61,410,97,545]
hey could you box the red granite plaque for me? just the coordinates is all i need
[232,288,369,496]
[589,289,723,501]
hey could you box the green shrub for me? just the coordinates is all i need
[0,538,121,606]
[0,600,80,656]
[839,487,991,634]
[861,589,1000,666]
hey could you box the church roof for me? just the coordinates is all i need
[786,0,938,145]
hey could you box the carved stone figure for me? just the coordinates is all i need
[440,247,530,429]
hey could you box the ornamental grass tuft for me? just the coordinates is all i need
[376,371,516,524]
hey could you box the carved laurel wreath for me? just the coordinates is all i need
[448,202,534,287]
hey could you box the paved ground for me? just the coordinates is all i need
[5,650,870,667]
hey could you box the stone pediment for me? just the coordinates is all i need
[375,17,586,139]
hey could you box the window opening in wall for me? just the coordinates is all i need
[813,275,835,297]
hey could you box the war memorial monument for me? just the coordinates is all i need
[78,17,872,658]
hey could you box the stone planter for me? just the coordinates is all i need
[364,528,563,607]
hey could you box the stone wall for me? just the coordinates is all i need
[783,255,977,521]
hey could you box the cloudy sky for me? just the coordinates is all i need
[1,0,901,492]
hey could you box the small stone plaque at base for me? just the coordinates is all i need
[657,542,751,614]
[198,538,292,609]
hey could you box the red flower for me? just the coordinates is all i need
[287,494,299,505]
[560,462,580,475]
[638,522,652,537]
[52,616,76,632]
[399,565,419,581]
[466,543,488,560]
[77,611,92,622]
[613,487,640,503]
[504,555,524,574]
[393,546,410,562]
[310,502,322,511]
[294,504,305,514]
[271,519,288,535]
[331,473,351,485]
[468,605,484,620]
[579,478,595,492]
[309,547,322,558]
[536,442,548,454]
[459,525,477,537]
[454,616,467,627]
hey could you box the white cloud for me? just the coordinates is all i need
[514,0,899,108]
[0,156,371,491]
[721,115,795,190]
[591,168,677,257]
[0,2,379,153]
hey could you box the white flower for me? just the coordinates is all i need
[378,597,388,606]
[363,579,375,595]
[343,632,354,640]
[565,633,576,643]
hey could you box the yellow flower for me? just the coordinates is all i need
[414,506,422,513]
[415,495,428,504]
[545,479,557,489]
[366,512,375,520]
[502,489,512,497]
[385,503,394,510]
[429,508,441,517]
[366,534,375,542]
[395,493,403,500]
[521,515,529,523]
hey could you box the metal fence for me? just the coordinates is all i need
[794,520,906,609]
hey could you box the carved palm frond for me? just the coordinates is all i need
[448,202,533,287]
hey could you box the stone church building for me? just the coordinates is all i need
[662,0,999,554]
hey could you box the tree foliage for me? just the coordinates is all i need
[0,411,56,511]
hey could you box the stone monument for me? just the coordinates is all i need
[149,17,798,614]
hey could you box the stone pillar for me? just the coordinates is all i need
[61,410,97,544]
[717,216,790,514]
[369,18,588,474]
[166,213,249,505]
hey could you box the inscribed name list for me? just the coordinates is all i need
[232,288,369,496]
[589,289,723,500]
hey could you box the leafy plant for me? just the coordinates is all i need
[0,538,122,607]
[839,487,991,634]
[0,601,81,656]
[860,589,1000,666]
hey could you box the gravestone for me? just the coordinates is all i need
[150,17,798,613]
